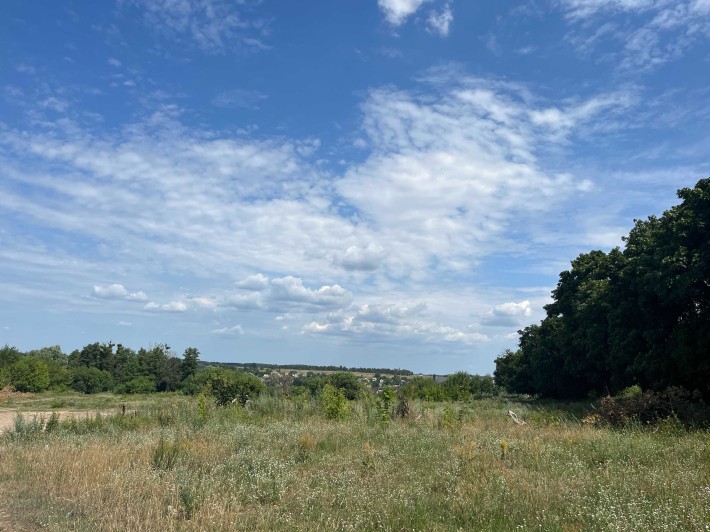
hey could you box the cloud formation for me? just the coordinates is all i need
[378,0,431,25]
[481,300,533,327]
[303,301,488,344]
[121,0,268,52]
[145,300,188,312]
[427,4,453,36]
[558,0,710,71]
[269,277,353,311]
[92,283,148,302]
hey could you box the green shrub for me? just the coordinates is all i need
[619,385,643,399]
[377,387,395,421]
[71,366,114,394]
[202,369,267,406]
[45,412,60,433]
[321,384,351,420]
[152,437,185,471]
[118,376,156,394]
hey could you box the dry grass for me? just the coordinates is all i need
[0,396,709,530]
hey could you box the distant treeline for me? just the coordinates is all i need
[2,342,500,403]
[495,177,710,400]
[203,361,414,376]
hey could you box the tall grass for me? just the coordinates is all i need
[0,395,709,530]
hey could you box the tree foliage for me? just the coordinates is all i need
[496,177,710,399]
[10,357,50,392]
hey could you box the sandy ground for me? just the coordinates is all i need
[0,409,114,434]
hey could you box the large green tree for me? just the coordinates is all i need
[496,177,710,399]
[10,357,50,393]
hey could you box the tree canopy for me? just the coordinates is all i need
[495,177,710,400]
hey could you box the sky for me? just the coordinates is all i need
[1,0,709,374]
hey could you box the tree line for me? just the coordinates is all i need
[0,343,202,394]
[495,177,710,400]
[216,361,413,376]
[0,342,500,403]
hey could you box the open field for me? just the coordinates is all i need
[1,393,709,531]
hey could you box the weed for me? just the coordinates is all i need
[152,437,185,471]
[296,432,317,462]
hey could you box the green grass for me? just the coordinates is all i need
[0,393,709,531]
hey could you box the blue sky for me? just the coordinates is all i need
[1,0,709,374]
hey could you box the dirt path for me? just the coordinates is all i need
[0,409,115,434]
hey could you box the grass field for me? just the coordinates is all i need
[1,393,709,531]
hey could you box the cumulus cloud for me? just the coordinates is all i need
[222,291,264,310]
[302,301,488,344]
[92,283,148,301]
[334,243,387,271]
[236,273,269,291]
[269,276,353,311]
[481,300,533,327]
[355,302,427,324]
[378,0,431,25]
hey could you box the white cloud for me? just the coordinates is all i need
[427,4,453,36]
[269,276,353,311]
[303,321,331,333]
[559,0,655,20]
[378,0,431,25]
[122,0,268,52]
[145,300,188,312]
[212,324,244,335]
[302,300,488,345]
[355,302,427,324]
[93,283,129,299]
[337,76,614,277]
[93,283,148,301]
[107,58,122,68]
[558,0,710,71]
[236,273,269,291]
[335,243,387,271]
[481,300,533,327]
[0,68,642,357]
[222,291,264,310]
[191,296,218,309]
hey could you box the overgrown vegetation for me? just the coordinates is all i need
[1,392,708,531]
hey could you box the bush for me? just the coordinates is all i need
[116,376,156,394]
[619,385,642,399]
[596,387,708,428]
[321,384,351,420]
[71,366,114,394]
[204,369,267,406]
